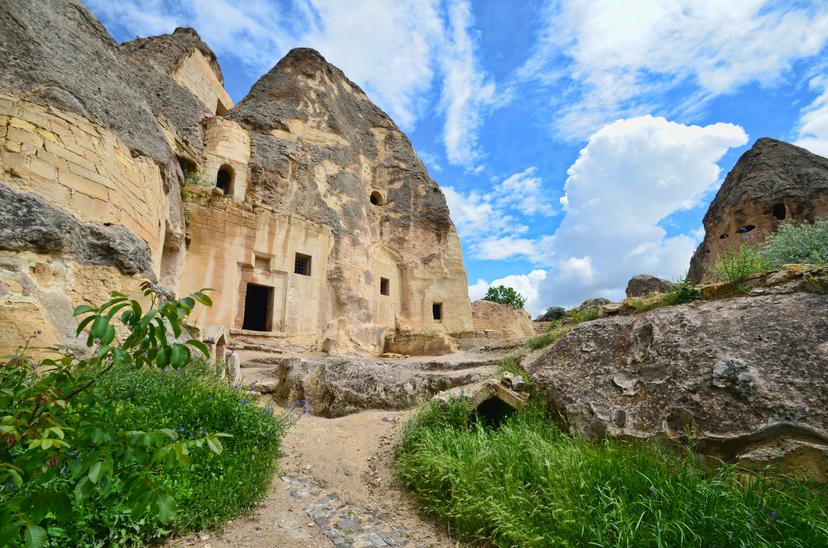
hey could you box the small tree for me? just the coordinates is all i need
[482,285,527,309]
[537,306,565,321]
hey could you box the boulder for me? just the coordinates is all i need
[471,300,535,341]
[625,274,675,298]
[529,291,828,481]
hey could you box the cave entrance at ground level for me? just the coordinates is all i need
[242,283,273,332]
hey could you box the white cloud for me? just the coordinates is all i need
[534,115,748,307]
[795,76,828,158]
[438,0,496,167]
[523,0,828,139]
[444,166,555,260]
[467,270,548,316]
[86,0,494,166]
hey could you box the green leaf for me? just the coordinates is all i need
[180,297,195,311]
[156,346,170,368]
[74,315,96,336]
[88,460,104,484]
[155,494,176,524]
[24,525,46,548]
[72,304,96,317]
[206,436,223,455]
[100,324,116,345]
[192,291,213,307]
[170,344,190,368]
[90,315,109,339]
[74,476,94,503]
[186,339,210,357]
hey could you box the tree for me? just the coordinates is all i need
[537,306,565,321]
[482,285,527,309]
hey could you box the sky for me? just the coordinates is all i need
[87,0,828,316]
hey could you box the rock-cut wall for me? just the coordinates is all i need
[0,0,472,356]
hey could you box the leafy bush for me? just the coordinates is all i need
[763,218,828,267]
[1,285,293,546]
[628,276,701,313]
[536,306,565,322]
[713,243,769,285]
[570,306,599,324]
[482,285,527,309]
[396,400,828,547]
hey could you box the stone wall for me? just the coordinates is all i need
[172,50,233,115]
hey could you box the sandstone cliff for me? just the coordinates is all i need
[0,1,472,356]
[688,138,828,282]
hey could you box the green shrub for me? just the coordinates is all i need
[483,285,527,309]
[396,400,828,547]
[1,286,294,546]
[763,218,828,267]
[629,276,702,313]
[527,324,572,350]
[571,306,599,324]
[713,243,769,285]
[536,306,565,321]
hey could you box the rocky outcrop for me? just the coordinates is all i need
[471,300,535,340]
[689,138,828,282]
[625,274,674,298]
[529,291,828,480]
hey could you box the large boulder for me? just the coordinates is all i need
[688,138,828,283]
[625,274,674,298]
[471,300,535,340]
[529,291,828,481]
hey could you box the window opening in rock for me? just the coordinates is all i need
[177,156,197,175]
[380,277,390,296]
[216,99,228,116]
[216,165,233,195]
[242,283,273,332]
[432,302,443,321]
[370,191,384,206]
[736,224,756,234]
[255,254,270,271]
[772,203,786,221]
[719,233,729,240]
[294,253,312,276]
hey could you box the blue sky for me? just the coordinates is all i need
[87,0,828,314]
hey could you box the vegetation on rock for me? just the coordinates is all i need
[535,306,565,322]
[763,218,828,267]
[0,285,293,546]
[482,285,527,309]
[396,399,828,547]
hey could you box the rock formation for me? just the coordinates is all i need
[529,285,828,480]
[688,138,828,282]
[470,300,535,341]
[625,274,674,298]
[0,0,472,356]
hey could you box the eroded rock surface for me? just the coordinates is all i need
[471,300,535,341]
[625,274,674,298]
[529,291,828,480]
[689,138,828,282]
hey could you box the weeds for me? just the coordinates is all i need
[713,243,769,286]
[763,218,828,267]
[396,400,828,547]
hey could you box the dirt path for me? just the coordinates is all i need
[172,410,453,547]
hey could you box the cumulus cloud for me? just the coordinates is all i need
[522,0,828,138]
[467,270,549,316]
[86,0,494,166]
[534,115,748,307]
[443,166,555,260]
[795,76,828,158]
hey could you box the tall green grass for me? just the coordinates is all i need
[396,401,828,547]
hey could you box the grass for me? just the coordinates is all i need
[627,276,702,313]
[396,400,828,547]
[527,323,572,350]
[10,363,295,545]
[499,355,534,390]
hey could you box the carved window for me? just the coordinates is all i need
[432,302,443,321]
[294,253,312,276]
[380,277,390,296]
[217,165,233,195]
[370,191,384,206]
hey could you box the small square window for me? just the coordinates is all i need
[432,302,443,321]
[294,253,312,276]
[380,277,390,296]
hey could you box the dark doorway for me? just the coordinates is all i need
[242,283,273,331]
[432,302,443,321]
[772,203,787,221]
[217,165,233,195]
